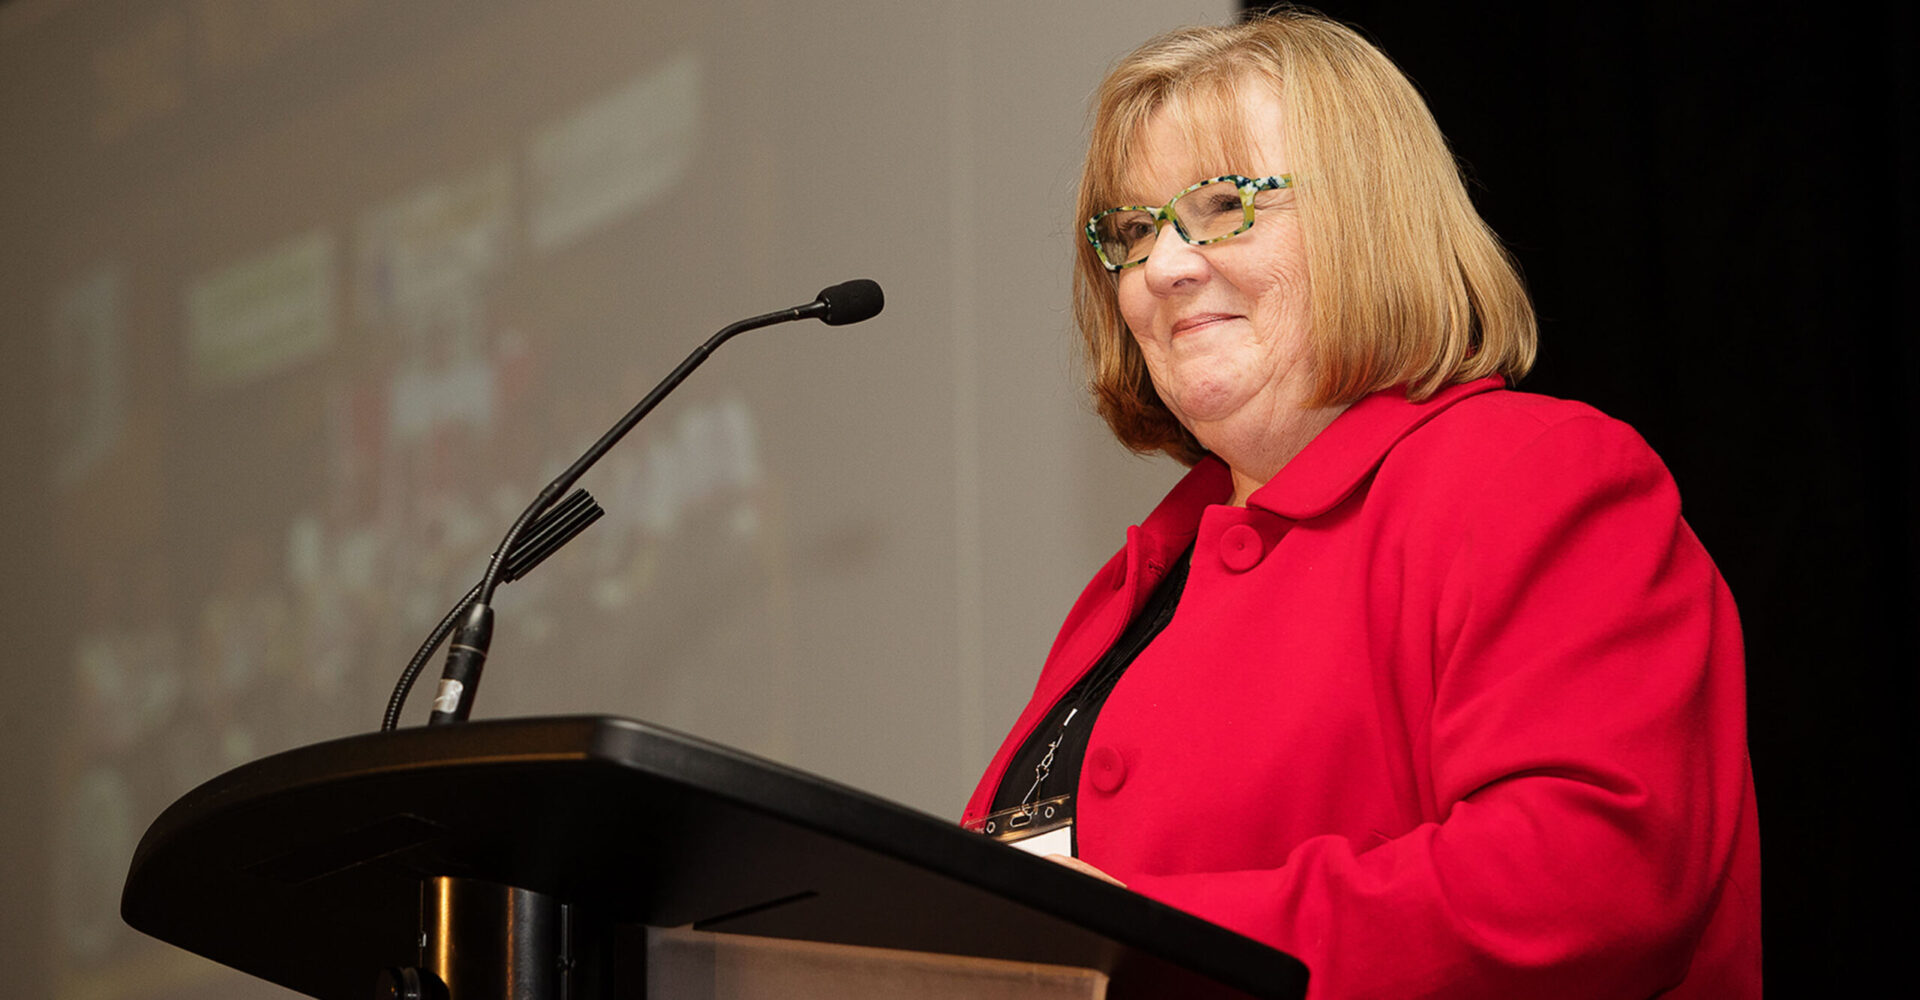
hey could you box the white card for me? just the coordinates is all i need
[1008,822,1074,859]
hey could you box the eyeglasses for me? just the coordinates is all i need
[1085,174,1294,272]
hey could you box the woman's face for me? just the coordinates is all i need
[1114,89,1313,452]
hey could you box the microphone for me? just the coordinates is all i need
[797,279,885,326]
[394,280,886,729]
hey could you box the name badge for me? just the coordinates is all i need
[967,794,1074,858]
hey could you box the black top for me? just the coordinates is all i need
[989,545,1195,842]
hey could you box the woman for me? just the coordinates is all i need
[963,11,1760,999]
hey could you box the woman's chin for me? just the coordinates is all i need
[1166,385,1254,428]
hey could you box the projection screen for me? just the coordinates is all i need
[0,1,1235,996]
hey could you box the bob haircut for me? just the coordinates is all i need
[1076,9,1538,464]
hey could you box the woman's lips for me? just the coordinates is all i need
[1171,313,1240,335]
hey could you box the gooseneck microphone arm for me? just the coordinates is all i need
[401,279,884,729]
[380,488,603,732]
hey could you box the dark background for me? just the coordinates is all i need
[1247,0,1917,992]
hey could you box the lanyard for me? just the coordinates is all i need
[1017,546,1192,815]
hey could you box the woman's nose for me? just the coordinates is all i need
[1141,222,1207,292]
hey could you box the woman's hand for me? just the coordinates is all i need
[1046,854,1127,887]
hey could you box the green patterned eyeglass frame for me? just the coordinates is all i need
[1085,174,1294,272]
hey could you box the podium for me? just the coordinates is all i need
[121,715,1308,999]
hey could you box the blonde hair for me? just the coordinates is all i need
[1076,8,1537,464]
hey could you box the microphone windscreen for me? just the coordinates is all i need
[815,279,885,326]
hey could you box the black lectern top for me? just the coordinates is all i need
[122,715,1307,999]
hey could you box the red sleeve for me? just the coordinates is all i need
[1124,416,1757,999]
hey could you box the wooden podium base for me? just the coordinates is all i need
[648,928,1108,1000]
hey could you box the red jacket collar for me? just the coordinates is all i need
[1141,376,1506,540]
[1250,376,1506,519]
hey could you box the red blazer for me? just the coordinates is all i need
[965,378,1760,999]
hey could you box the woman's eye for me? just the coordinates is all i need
[1200,194,1243,216]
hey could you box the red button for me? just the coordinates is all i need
[1220,523,1264,571]
[1087,746,1127,792]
